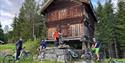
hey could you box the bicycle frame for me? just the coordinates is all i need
[3,48,32,63]
[12,48,26,59]
[67,49,79,58]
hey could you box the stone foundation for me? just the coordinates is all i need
[38,48,70,62]
[38,47,83,63]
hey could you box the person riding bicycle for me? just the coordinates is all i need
[15,38,23,60]
[91,38,101,61]
[40,39,47,51]
[38,39,47,60]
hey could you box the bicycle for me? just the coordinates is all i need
[37,47,46,61]
[65,48,79,63]
[81,36,106,63]
[81,48,96,61]
[54,46,79,63]
[3,47,33,63]
[62,48,73,63]
[81,46,106,63]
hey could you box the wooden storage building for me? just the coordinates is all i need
[40,0,97,43]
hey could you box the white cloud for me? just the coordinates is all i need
[0,10,15,30]
[0,10,15,18]
[0,0,24,31]
[4,0,13,6]
[0,18,13,30]
[112,0,118,13]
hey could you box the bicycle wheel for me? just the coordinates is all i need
[20,52,33,63]
[54,54,58,63]
[52,48,58,63]
[99,52,106,63]
[64,51,72,63]
[3,55,15,63]
[92,53,97,61]
[108,58,113,63]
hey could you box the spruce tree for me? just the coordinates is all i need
[115,1,125,58]
[12,0,46,41]
[0,22,5,42]
[95,0,117,58]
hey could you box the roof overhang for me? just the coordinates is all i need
[38,0,54,14]
[72,0,97,22]
[40,0,54,13]
[39,0,97,21]
[40,0,90,13]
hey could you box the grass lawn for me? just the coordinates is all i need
[0,56,4,63]
[0,40,61,63]
[17,60,58,63]
[0,44,15,52]
[109,58,125,62]
[0,41,125,63]
[0,56,61,63]
[0,40,39,53]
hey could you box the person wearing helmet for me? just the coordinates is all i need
[15,38,23,60]
[91,38,101,61]
[40,39,47,50]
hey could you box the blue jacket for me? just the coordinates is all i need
[16,40,22,50]
[40,40,47,49]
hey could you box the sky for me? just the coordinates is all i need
[0,0,117,31]
[0,0,24,30]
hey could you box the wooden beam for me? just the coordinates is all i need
[73,0,89,4]
[40,0,54,12]
[46,37,82,42]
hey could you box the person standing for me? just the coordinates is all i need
[15,38,23,60]
[53,29,59,47]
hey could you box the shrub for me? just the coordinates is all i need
[24,39,40,55]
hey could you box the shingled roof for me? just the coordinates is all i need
[40,0,54,12]
[40,0,97,21]
[40,0,91,12]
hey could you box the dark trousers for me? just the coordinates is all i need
[16,49,21,60]
[54,38,59,47]
[54,42,59,47]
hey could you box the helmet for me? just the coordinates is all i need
[19,38,22,41]
[93,38,96,42]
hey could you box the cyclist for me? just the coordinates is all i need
[15,38,23,60]
[91,38,101,61]
[40,39,47,51]
[38,39,47,60]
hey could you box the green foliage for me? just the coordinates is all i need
[116,1,125,43]
[95,0,113,44]
[0,22,6,42]
[0,39,40,56]
[23,39,40,54]
[95,0,125,58]
[0,44,15,52]
[8,0,46,42]
[115,1,125,53]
